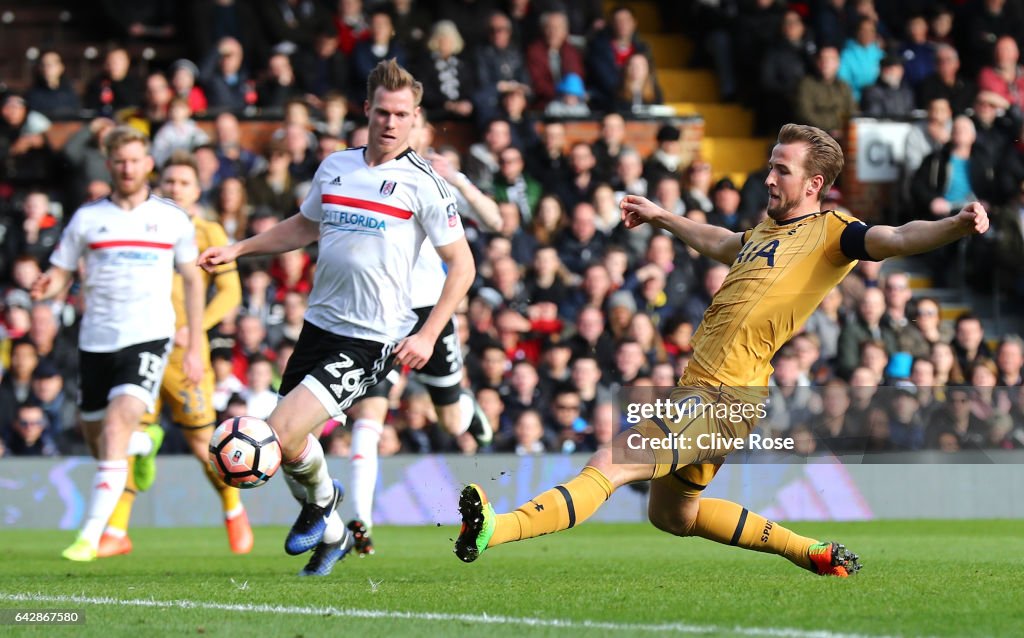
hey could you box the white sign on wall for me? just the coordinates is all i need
[854,119,914,183]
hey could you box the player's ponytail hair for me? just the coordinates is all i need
[103,125,151,156]
[366,58,423,106]
[777,124,844,203]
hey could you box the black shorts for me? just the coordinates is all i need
[79,338,172,420]
[280,320,395,418]
[361,307,463,405]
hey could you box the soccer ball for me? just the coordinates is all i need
[208,416,282,489]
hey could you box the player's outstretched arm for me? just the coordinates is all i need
[394,236,476,369]
[197,213,320,272]
[30,266,72,301]
[864,201,989,260]
[620,195,743,265]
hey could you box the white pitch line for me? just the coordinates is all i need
[0,592,902,638]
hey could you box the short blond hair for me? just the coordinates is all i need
[103,125,151,156]
[776,123,843,202]
[366,58,423,106]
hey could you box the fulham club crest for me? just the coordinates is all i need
[379,180,397,197]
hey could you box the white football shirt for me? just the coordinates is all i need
[50,194,198,352]
[300,147,465,343]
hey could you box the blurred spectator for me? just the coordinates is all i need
[506,0,540,47]
[837,16,884,103]
[96,0,176,40]
[497,85,539,151]
[795,46,857,137]
[528,194,566,247]
[473,10,531,125]
[243,354,278,420]
[882,272,929,359]
[25,50,81,118]
[466,118,512,195]
[592,113,627,181]
[952,312,992,375]
[614,53,663,115]
[902,98,953,207]
[202,37,253,113]
[257,0,329,52]
[315,92,352,141]
[495,202,536,264]
[27,303,77,396]
[567,306,615,371]
[858,339,890,384]
[526,9,585,109]
[152,97,210,168]
[62,116,115,207]
[682,160,714,215]
[995,335,1024,386]
[916,44,975,115]
[500,359,546,428]
[29,358,74,443]
[548,386,589,453]
[909,296,950,350]
[757,10,816,134]
[862,55,915,117]
[899,13,935,90]
[926,386,988,449]
[213,177,252,244]
[556,202,606,275]
[213,113,266,181]
[681,263,728,329]
[392,0,432,54]
[0,94,54,188]
[269,248,313,301]
[496,408,552,454]
[643,124,682,188]
[83,46,143,114]
[493,146,541,224]
[545,73,591,119]
[810,379,858,453]
[139,71,174,134]
[605,289,636,341]
[608,338,648,389]
[335,0,370,55]
[837,287,897,379]
[978,35,1024,114]
[4,339,38,403]
[351,7,408,104]
[709,177,744,230]
[169,59,208,115]
[6,400,57,456]
[194,144,223,207]
[266,291,306,349]
[256,52,304,115]
[248,139,299,215]
[931,340,965,388]
[295,25,350,100]
[910,116,989,227]
[969,92,1014,191]
[232,314,277,382]
[587,6,652,112]
[960,0,1024,77]
[419,21,476,119]
[628,312,669,369]
[804,287,845,363]
[212,348,245,414]
[6,193,61,270]
[526,121,570,195]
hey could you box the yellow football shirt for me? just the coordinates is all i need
[170,215,240,333]
[686,210,861,389]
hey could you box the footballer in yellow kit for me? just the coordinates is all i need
[455,123,989,578]
[98,152,247,557]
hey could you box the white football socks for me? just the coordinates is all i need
[80,460,129,546]
[350,418,382,529]
[282,434,335,507]
[456,392,475,435]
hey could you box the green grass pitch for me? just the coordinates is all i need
[1,521,1021,637]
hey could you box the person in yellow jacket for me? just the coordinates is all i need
[98,151,247,556]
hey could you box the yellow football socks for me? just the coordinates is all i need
[488,466,613,547]
[202,460,242,518]
[689,498,815,569]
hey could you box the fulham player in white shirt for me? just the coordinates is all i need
[32,126,206,561]
[198,59,475,576]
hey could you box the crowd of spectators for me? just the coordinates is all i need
[1,0,1023,460]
